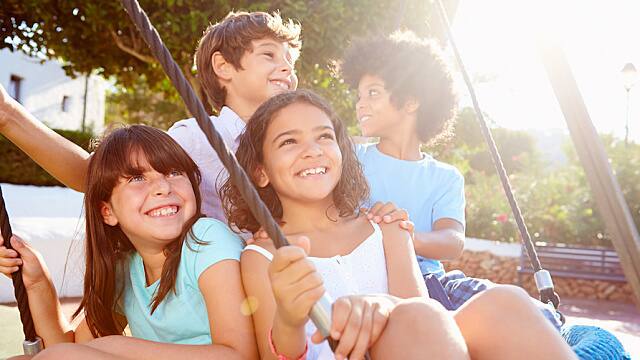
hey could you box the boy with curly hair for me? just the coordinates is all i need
[341,30,562,329]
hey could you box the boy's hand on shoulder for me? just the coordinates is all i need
[269,236,324,329]
[363,202,415,234]
[312,295,394,360]
[0,235,50,290]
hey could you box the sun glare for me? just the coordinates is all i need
[451,0,640,141]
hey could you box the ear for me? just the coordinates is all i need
[255,166,270,188]
[212,51,234,81]
[404,97,420,115]
[100,202,119,226]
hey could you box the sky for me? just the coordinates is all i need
[450,0,640,142]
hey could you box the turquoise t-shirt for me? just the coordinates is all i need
[356,143,465,277]
[118,218,243,344]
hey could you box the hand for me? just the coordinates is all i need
[311,295,394,360]
[0,235,50,290]
[269,236,324,329]
[362,201,415,234]
[246,227,269,245]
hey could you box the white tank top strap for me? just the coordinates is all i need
[368,219,382,239]
[243,244,274,261]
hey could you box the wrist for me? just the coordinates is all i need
[272,312,307,359]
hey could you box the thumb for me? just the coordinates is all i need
[288,235,311,255]
[310,329,326,344]
[10,236,34,258]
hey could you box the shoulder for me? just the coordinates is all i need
[423,156,463,181]
[186,218,243,259]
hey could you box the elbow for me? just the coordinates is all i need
[449,231,465,260]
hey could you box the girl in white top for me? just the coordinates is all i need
[220,90,576,360]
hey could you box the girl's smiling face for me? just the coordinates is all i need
[100,152,197,250]
[257,102,342,207]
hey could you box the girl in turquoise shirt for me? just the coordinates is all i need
[0,125,257,359]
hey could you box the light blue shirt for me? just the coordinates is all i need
[356,144,465,276]
[118,218,243,344]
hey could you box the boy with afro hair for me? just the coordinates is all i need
[342,30,562,329]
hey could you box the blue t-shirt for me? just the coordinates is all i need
[118,218,243,344]
[356,143,465,277]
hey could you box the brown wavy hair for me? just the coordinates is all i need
[220,90,369,233]
[75,125,203,337]
[341,30,457,145]
[195,11,301,112]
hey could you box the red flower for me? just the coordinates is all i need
[496,213,509,223]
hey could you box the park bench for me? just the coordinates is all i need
[517,243,626,283]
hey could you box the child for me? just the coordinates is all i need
[0,11,300,221]
[0,125,256,358]
[220,90,576,360]
[341,31,563,328]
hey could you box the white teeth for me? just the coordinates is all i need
[148,206,178,217]
[360,116,371,123]
[299,167,327,177]
[271,80,288,90]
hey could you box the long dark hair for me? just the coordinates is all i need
[220,90,369,233]
[75,125,203,337]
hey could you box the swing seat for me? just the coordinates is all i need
[562,325,630,360]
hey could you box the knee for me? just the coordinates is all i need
[391,298,453,333]
[472,285,535,316]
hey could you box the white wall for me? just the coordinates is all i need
[0,49,106,133]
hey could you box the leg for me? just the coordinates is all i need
[33,343,124,360]
[441,271,563,330]
[453,285,576,360]
[370,298,469,360]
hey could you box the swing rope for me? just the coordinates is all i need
[0,185,42,354]
[119,0,338,348]
[432,0,562,313]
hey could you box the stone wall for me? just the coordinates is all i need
[442,246,636,304]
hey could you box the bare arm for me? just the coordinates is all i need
[380,223,428,298]
[413,218,465,261]
[0,84,90,191]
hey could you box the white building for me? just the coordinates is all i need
[0,49,106,133]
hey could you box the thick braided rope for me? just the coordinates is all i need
[120,0,288,249]
[433,0,560,309]
[0,185,37,341]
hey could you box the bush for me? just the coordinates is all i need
[0,129,92,186]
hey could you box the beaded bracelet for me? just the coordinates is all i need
[268,327,308,360]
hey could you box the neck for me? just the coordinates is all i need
[280,197,344,235]
[377,134,422,160]
[224,96,260,123]
[126,234,167,285]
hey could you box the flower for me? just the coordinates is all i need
[495,213,509,223]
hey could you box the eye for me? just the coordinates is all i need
[168,170,184,177]
[368,88,380,97]
[127,174,145,183]
[279,138,296,147]
[319,132,335,141]
[262,51,274,58]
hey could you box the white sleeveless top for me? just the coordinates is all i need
[244,221,388,360]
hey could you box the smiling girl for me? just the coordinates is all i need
[0,125,256,359]
[221,90,576,360]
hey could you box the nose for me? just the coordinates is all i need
[279,54,294,76]
[302,141,323,158]
[151,176,172,196]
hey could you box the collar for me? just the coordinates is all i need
[217,106,246,143]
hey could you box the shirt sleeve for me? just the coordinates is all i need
[168,120,197,156]
[186,218,244,282]
[432,169,466,228]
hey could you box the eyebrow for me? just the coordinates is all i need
[272,125,335,144]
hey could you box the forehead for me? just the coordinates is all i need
[358,74,386,90]
[250,38,299,60]
[267,102,333,136]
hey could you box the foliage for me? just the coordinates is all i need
[1,0,446,125]
[0,130,92,186]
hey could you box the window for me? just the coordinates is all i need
[8,75,22,103]
[61,95,70,112]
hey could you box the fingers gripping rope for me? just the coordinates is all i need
[0,186,43,354]
[119,0,335,344]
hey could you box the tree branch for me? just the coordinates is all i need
[110,29,155,64]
